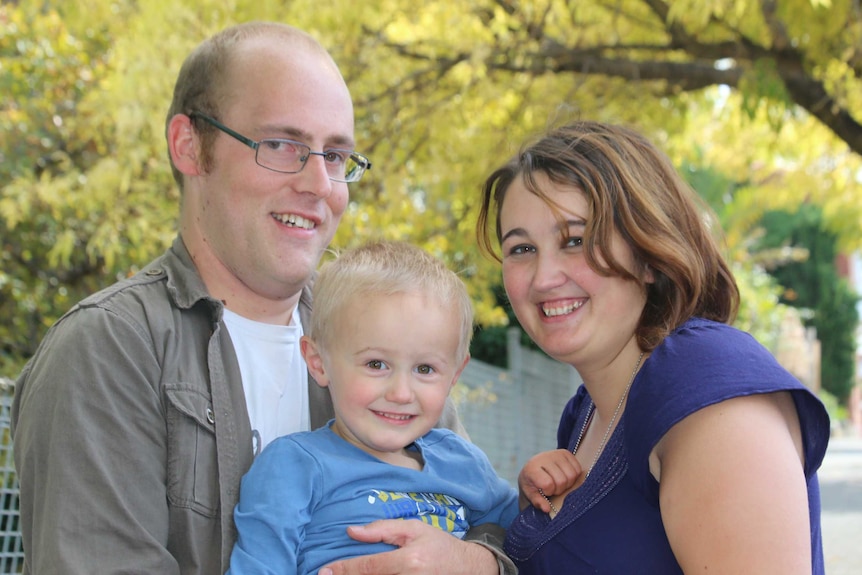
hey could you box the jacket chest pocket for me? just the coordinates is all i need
[165,384,219,517]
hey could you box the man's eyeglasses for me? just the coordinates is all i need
[190,113,371,183]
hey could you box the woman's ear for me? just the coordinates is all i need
[167,113,202,177]
[300,335,329,388]
[643,263,656,284]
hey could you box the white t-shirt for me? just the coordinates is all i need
[223,306,309,456]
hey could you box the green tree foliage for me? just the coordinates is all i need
[757,205,860,402]
[680,162,791,349]
[1,6,117,373]
[361,0,862,155]
[2,0,860,379]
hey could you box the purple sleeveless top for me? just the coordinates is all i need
[504,317,830,574]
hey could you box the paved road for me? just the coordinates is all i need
[820,434,862,574]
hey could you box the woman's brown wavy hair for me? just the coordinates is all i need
[476,121,739,351]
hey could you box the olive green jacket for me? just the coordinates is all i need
[12,236,513,575]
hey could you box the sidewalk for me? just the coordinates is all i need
[820,434,862,574]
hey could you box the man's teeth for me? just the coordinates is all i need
[542,301,584,317]
[274,213,314,229]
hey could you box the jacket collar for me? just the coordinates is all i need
[153,235,314,324]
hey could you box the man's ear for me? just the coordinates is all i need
[300,335,329,388]
[167,113,202,177]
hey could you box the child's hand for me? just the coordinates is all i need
[518,449,583,512]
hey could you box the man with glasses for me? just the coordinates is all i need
[189,112,372,185]
[12,21,513,575]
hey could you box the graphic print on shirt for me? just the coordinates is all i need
[367,490,469,538]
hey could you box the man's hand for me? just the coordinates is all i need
[318,520,499,575]
[518,449,582,512]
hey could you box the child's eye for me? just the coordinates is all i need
[416,365,435,375]
[366,360,388,370]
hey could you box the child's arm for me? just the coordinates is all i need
[227,438,315,574]
[517,449,582,512]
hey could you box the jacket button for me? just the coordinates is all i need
[145,268,164,276]
[206,407,215,425]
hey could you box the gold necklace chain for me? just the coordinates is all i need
[540,351,645,517]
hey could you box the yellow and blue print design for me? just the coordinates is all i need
[367,490,469,538]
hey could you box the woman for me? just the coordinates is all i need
[476,121,830,574]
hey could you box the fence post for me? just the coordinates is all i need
[506,327,528,469]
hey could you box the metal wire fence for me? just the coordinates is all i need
[0,381,24,574]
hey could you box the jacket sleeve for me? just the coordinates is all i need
[464,523,518,575]
[12,306,179,574]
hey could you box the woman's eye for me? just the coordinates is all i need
[564,236,583,248]
[507,244,535,256]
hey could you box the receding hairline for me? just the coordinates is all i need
[204,22,345,112]
[224,23,344,82]
[238,24,337,60]
[210,21,331,54]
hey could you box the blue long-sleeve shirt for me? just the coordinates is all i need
[228,422,518,575]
